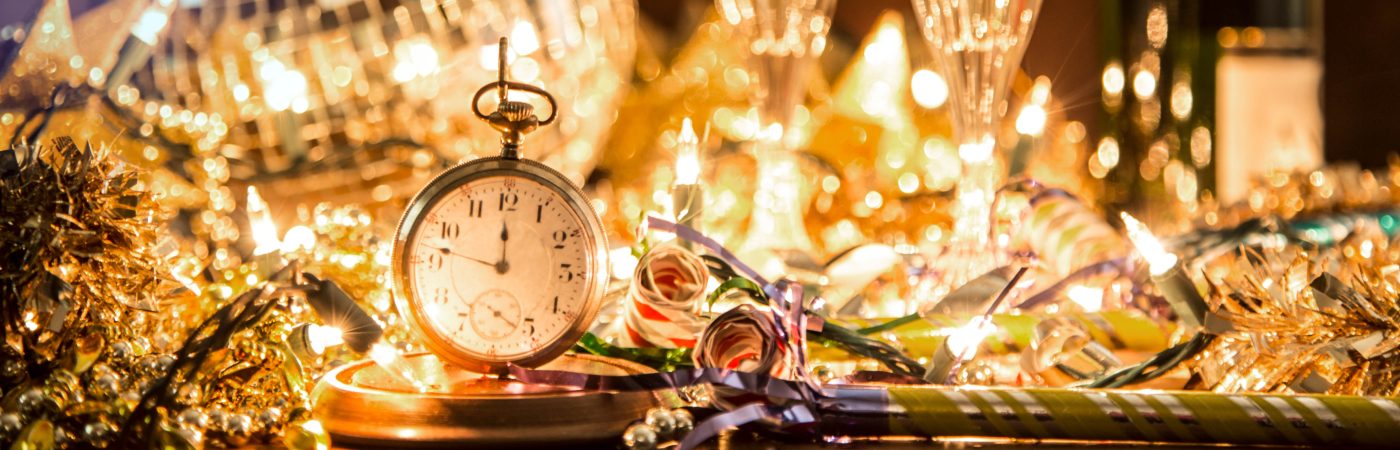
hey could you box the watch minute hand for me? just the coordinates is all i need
[427,245,495,267]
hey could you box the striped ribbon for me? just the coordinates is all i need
[646,216,821,391]
[621,245,709,348]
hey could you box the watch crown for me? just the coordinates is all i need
[498,101,535,123]
[472,37,558,160]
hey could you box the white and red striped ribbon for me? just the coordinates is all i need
[619,244,710,348]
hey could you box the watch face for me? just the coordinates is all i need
[402,171,598,365]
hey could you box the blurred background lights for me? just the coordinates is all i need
[911,69,949,109]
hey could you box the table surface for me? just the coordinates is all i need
[325,432,1334,449]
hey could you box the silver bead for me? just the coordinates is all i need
[171,427,203,449]
[956,359,997,386]
[671,409,694,436]
[87,363,114,380]
[0,413,23,439]
[136,355,161,376]
[643,408,676,437]
[811,365,835,383]
[175,383,202,406]
[91,373,122,400]
[16,387,48,416]
[177,407,209,431]
[82,421,117,446]
[154,354,177,372]
[119,390,142,406]
[53,424,73,447]
[44,369,83,405]
[256,407,283,433]
[108,341,135,365]
[206,408,229,432]
[622,423,658,450]
[132,337,151,354]
[0,359,23,381]
[224,414,252,446]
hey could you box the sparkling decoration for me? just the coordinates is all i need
[138,0,637,203]
[1190,229,1400,396]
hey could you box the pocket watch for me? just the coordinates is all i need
[392,37,609,374]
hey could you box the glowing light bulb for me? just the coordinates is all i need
[675,118,701,185]
[369,343,427,392]
[307,324,345,354]
[392,38,440,82]
[1029,76,1052,105]
[945,316,994,360]
[1121,212,1177,276]
[1015,103,1047,136]
[131,9,171,45]
[246,187,281,256]
[1066,285,1105,312]
[510,21,541,55]
[609,247,639,280]
[369,343,397,366]
[280,225,316,255]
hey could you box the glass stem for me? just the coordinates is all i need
[944,138,999,284]
[744,146,813,254]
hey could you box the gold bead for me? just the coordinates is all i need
[643,408,676,437]
[281,419,330,450]
[622,423,657,450]
[11,418,54,450]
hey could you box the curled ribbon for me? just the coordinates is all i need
[646,216,822,386]
[622,244,710,348]
[693,304,788,375]
[512,217,838,449]
[645,216,825,447]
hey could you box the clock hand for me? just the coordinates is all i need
[476,301,516,328]
[425,245,495,267]
[495,220,510,274]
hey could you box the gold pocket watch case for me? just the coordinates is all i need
[312,353,657,447]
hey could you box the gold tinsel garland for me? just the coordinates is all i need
[1195,228,1400,396]
[0,138,342,449]
[0,137,176,446]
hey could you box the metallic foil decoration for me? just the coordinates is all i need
[138,0,636,205]
[1191,230,1400,397]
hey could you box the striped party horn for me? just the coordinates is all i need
[621,244,710,348]
[1016,189,1127,278]
[820,384,1400,447]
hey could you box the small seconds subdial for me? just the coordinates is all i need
[470,290,521,340]
[405,173,595,363]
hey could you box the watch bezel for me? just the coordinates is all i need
[391,157,609,374]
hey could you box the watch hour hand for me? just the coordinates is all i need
[494,221,510,274]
